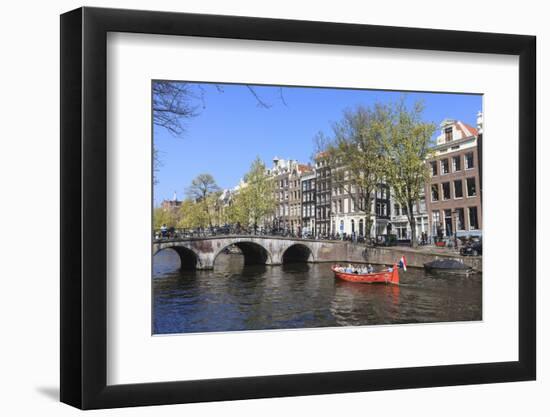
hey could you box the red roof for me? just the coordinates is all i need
[456,121,478,138]
[298,164,313,173]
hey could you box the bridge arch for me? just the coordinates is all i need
[281,243,314,264]
[213,241,272,267]
[154,245,200,270]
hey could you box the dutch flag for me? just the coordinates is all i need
[399,256,407,271]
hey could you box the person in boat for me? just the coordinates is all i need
[386,265,393,272]
[367,264,374,273]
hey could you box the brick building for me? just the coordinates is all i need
[425,116,483,240]
[160,192,182,211]
[314,152,332,237]
[267,157,310,234]
[300,170,316,237]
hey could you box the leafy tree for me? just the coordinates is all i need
[323,105,389,237]
[177,199,209,230]
[230,158,276,230]
[205,191,225,227]
[153,207,179,229]
[383,99,435,247]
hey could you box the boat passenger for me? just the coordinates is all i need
[386,266,393,272]
[367,264,374,273]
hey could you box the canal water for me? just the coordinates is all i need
[153,249,482,335]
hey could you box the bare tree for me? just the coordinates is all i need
[186,173,220,200]
[152,81,199,137]
[186,174,221,227]
[153,81,286,137]
[152,81,286,185]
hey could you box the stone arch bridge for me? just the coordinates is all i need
[153,235,364,270]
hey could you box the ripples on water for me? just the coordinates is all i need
[153,249,482,335]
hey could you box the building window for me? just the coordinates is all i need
[419,195,426,212]
[465,152,475,169]
[376,202,387,217]
[452,155,461,171]
[469,207,479,229]
[444,209,452,236]
[442,182,451,200]
[456,208,465,230]
[432,210,440,235]
[431,184,439,201]
[454,179,463,198]
[466,177,476,197]
[441,159,450,174]
[445,127,453,142]
[430,161,438,176]
[402,205,408,216]
[394,203,400,216]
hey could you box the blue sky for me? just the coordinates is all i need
[153,82,482,205]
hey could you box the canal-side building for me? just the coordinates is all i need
[269,157,291,232]
[330,163,367,238]
[327,160,392,239]
[288,163,312,235]
[389,191,429,243]
[373,183,391,237]
[267,157,311,234]
[425,116,483,240]
[300,170,316,237]
[314,152,332,237]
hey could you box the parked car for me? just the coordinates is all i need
[460,238,482,256]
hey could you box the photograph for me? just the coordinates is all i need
[152,81,483,335]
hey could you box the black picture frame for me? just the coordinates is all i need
[60,6,536,410]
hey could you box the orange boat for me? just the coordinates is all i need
[331,263,399,285]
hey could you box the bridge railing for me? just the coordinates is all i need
[153,227,374,245]
[153,227,309,240]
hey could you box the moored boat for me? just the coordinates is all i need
[423,259,472,275]
[332,264,399,285]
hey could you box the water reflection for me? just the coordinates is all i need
[153,249,482,335]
